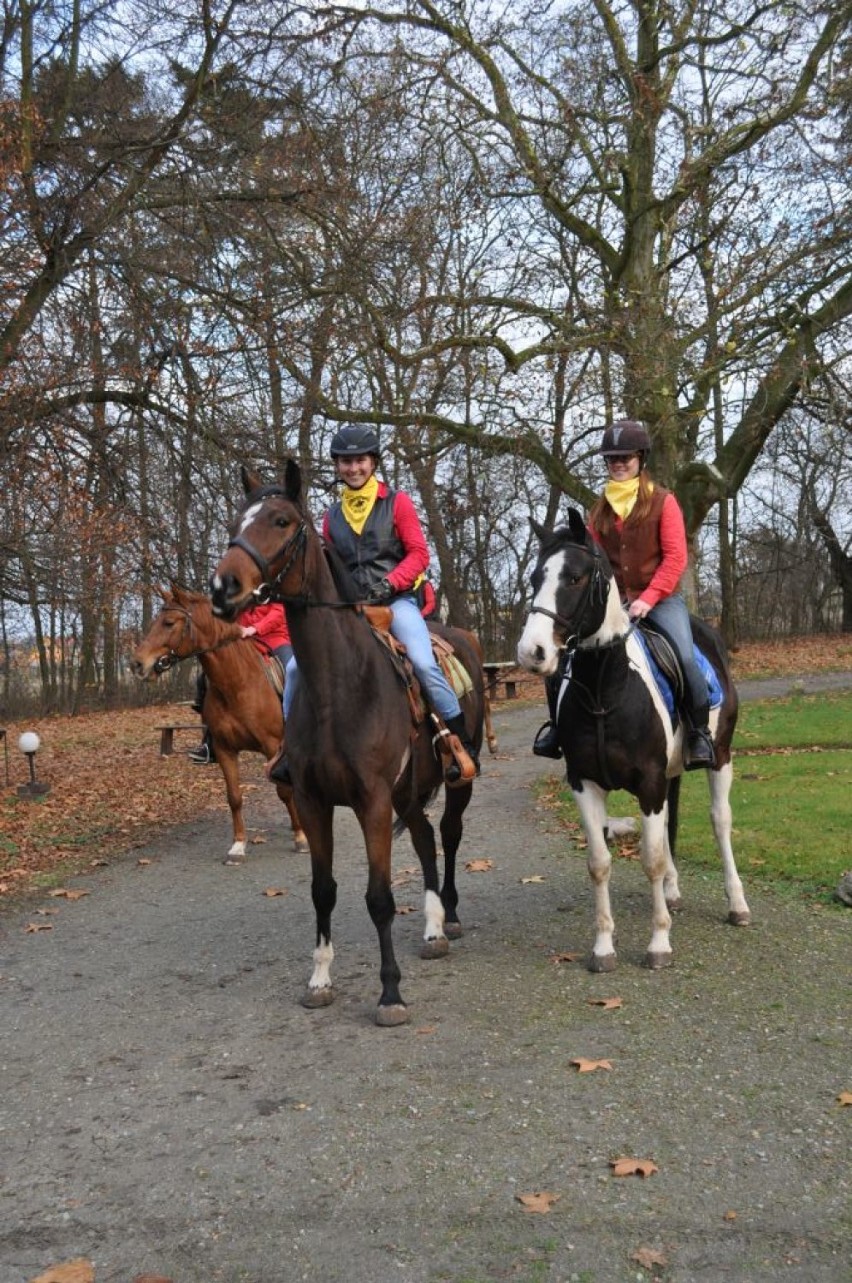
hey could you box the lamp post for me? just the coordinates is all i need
[17,731,50,798]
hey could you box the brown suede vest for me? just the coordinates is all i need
[594,486,674,600]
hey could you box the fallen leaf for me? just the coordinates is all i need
[47,888,89,901]
[550,951,583,964]
[415,1025,437,1035]
[515,1190,560,1214]
[465,858,493,872]
[29,1261,95,1283]
[587,996,623,1010]
[610,1157,659,1178]
[137,858,152,866]
[395,904,416,915]
[570,1057,613,1073]
[35,908,59,916]
[262,887,288,898]
[520,875,546,884]
[837,1090,852,1106]
[723,1210,738,1221]
[132,1276,175,1283]
[25,922,53,933]
[630,1245,668,1269]
[249,835,267,845]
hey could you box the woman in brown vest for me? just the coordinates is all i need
[533,420,715,769]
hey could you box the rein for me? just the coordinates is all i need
[232,513,367,612]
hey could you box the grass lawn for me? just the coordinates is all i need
[547,690,852,903]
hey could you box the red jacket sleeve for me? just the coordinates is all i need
[239,602,290,647]
[636,494,688,608]
[387,492,430,592]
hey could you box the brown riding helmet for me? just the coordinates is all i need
[600,420,651,457]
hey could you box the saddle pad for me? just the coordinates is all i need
[438,650,475,700]
[262,654,285,699]
[634,634,723,716]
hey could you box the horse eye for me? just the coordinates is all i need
[274,515,289,528]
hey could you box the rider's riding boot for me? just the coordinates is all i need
[444,713,480,785]
[191,671,207,715]
[266,738,292,786]
[188,729,215,766]
[532,672,563,759]
[683,699,715,771]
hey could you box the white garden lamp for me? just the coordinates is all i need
[17,730,49,797]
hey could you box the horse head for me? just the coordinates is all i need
[210,460,307,619]
[130,584,206,677]
[517,508,615,674]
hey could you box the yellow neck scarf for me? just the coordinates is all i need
[340,474,379,535]
[604,477,647,520]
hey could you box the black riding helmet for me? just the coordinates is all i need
[329,424,381,458]
[600,419,651,463]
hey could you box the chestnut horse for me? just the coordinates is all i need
[210,463,487,1026]
[131,584,307,863]
[517,511,750,972]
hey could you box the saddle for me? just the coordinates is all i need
[260,652,285,700]
[635,623,722,718]
[363,605,476,786]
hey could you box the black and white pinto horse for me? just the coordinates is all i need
[517,511,750,972]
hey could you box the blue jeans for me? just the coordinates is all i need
[283,595,461,722]
[645,593,709,711]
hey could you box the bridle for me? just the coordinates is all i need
[529,542,611,654]
[151,603,242,673]
[228,494,363,612]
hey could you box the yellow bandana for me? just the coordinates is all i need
[604,476,652,520]
[340,474,379,535]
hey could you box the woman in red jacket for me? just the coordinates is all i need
[533,420,715,769]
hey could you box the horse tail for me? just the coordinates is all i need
[667,774,682,863]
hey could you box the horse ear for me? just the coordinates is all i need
[240,464,263,496]
[158,584,171,603]
[284,458,302,504]
[566,508,587,543]
[531,517,550,543]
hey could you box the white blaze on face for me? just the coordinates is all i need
[517,550,564,675]
[236,500,264,538]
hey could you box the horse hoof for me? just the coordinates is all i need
[420,937,450,960]
[293,837,310,854]
[443,921,463,940]
[728,910,751,926]
[645,950,672,970]
[301,986,334,1009]
[588,952,617,973]
[223,853,246,866]
[376,1003,409,1027]
[665,896,683,913]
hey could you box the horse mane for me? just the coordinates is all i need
[321,537,360,603]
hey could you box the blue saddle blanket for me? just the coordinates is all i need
[635,634,723,718]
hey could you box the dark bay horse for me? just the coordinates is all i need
[517,510,750,972]
[131,585,307,863]
[209,463,487,1026]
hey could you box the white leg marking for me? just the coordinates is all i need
[227,839,247,859]
[708,762,750,921]
[423,889,446,943]
[640,809,673,960]
[308,936,334,992]
[575,782,616,962]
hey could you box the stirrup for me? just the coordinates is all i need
[532,721,562,759]
[684,728,714,771]
[432,720,478,788]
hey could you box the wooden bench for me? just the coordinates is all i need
[483,661,520,700]
[156,723,205,756]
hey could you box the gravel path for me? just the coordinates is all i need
[1,684,850,1283]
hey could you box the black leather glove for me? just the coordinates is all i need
[367,577,394,603]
